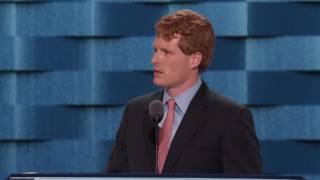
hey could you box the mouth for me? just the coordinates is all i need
[153,69,163,76]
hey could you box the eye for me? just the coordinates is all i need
[163,49,172,56]
[153,48,158,52]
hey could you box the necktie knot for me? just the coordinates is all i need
[167,98,176,110]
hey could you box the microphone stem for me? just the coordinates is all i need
[155,123,159,174]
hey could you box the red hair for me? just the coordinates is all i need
[155,10,215,71]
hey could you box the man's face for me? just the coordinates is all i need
[151,36,194,90]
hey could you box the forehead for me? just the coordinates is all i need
[153,36,180,49]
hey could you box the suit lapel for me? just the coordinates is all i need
[163,83,210,172]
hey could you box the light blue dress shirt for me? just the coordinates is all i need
[159,77,202,144]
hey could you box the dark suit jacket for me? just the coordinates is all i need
[107,82,262,174]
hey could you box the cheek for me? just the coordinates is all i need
[167,63,187,79]
[163,56,189,78]
[173,60,189,72]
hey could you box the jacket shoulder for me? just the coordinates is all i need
[126,90,162,108]
[207,90,248,112]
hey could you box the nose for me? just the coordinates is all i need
[151,52,160,65]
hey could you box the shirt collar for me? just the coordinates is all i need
[163,77,202,114]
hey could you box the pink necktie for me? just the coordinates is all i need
[158,98,176,174]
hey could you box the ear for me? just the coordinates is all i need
[189,52,203,69]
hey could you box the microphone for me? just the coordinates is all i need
[148,99,164,174]
[149,99,164,124]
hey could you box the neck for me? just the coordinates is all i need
[167,75,200,97]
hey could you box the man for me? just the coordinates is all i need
[107,10,262,174]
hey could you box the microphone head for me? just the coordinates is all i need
[149,100,164,124]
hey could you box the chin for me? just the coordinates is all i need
[153,78,167,88]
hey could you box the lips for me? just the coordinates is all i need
[153,69,163,76]
[154,69,161,73]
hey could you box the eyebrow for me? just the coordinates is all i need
[153,46,172,53]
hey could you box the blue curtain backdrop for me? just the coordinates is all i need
[1,0,320,179]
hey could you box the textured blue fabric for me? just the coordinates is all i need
[247,37,320,71]
[0,0,319,179]
[261,140,320,174]
[248,72,320,105]
[248,2,320,35]
[252,106,320,140]
[203,71,248,104]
